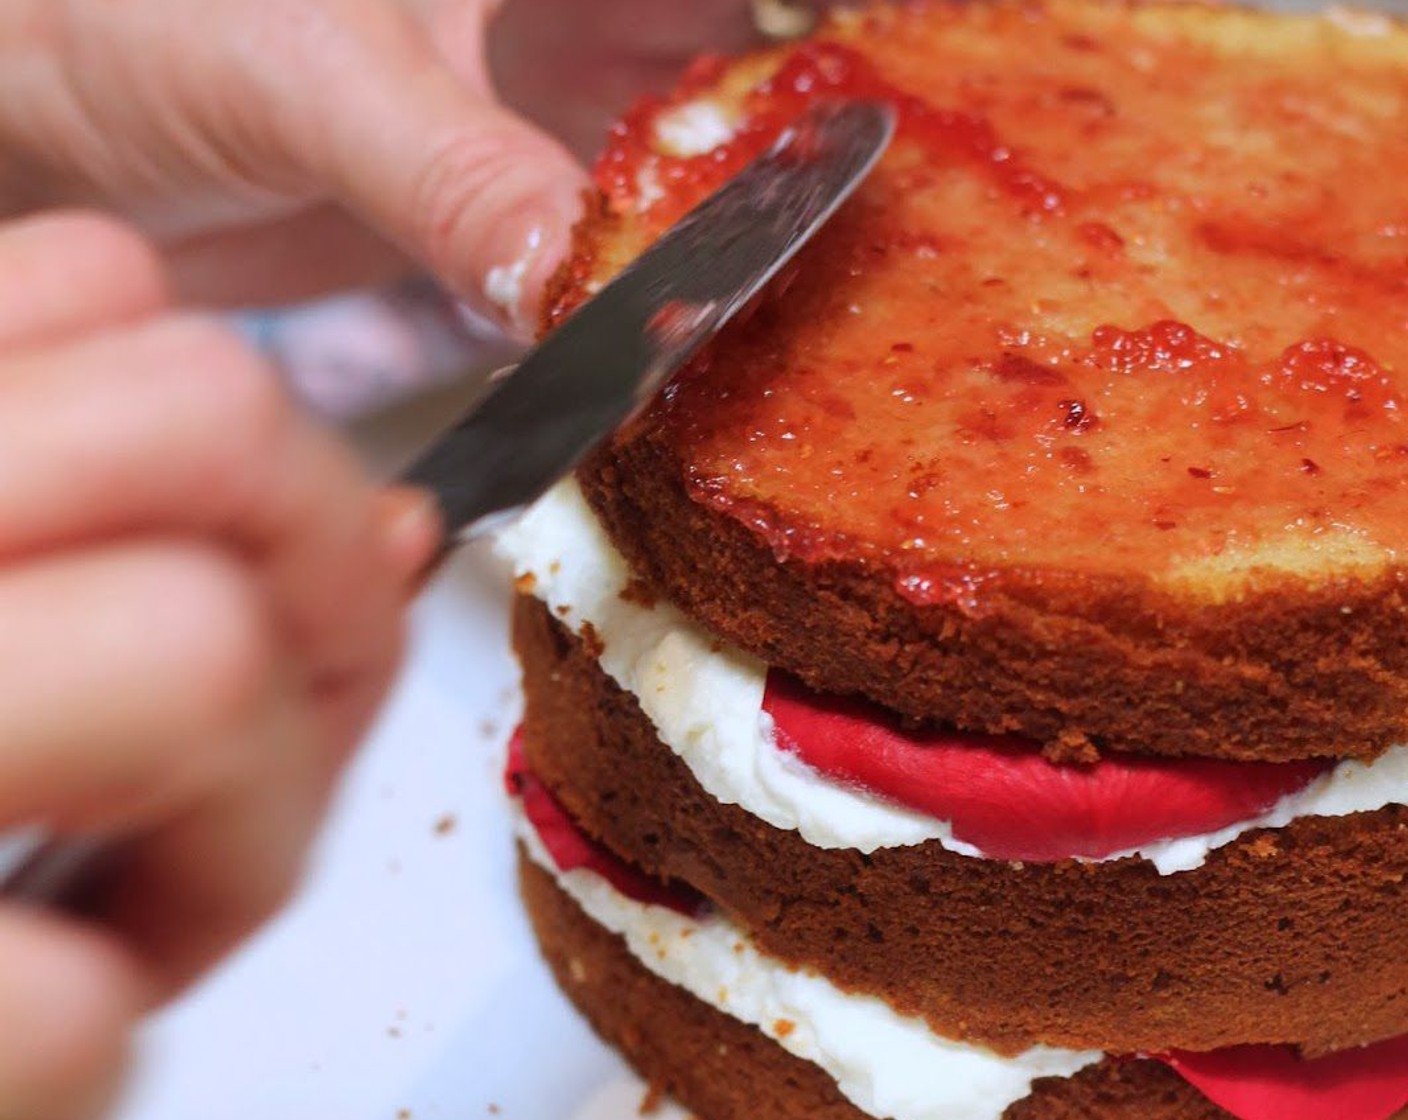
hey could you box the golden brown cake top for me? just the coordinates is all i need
[554,0,1408,604]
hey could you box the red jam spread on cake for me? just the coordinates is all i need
[1162,1036,1408,1120]
[569,10,1408,597]
[764,671,1329,861]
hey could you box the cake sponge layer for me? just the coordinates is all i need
[521,852,1315,1120]
[566,0,1408,763]
[515,593,1408,1055]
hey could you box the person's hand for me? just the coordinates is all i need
[0,0,804,335]
[0,210,436,1120]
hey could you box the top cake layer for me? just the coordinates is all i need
[559,0,1408,761]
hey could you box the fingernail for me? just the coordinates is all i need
[483,225,542,338]
[373,487,443,592]
[480,201,579,342]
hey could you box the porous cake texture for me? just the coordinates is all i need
[499,3,1408,1118]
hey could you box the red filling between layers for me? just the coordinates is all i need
[506,730,706,917]
[505,731,1407,1120]
[1160,1039,1408,1120]
[764,669,1330,862]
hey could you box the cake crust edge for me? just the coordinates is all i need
[578,444,1408,764]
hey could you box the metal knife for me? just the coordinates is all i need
[0,98,894,906]
[402,98,896,541]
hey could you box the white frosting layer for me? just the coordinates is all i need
[497,480,1408,874]
[653,99,738,157]
[497,480,951,854]
[517,810,1101,1120]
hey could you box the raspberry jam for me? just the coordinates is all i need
[568,5,1408,593]
[764,670,1328,862]
[1162,1035,1408,1120]
[507,731,706,917]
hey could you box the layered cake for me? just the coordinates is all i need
[498,2,1408,1117]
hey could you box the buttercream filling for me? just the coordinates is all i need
[652,98,739,158]
[509,749,1408,1120]
[496,480,1408,872]
[510,756,1103,1120]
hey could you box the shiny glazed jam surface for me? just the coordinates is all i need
[576,3,1408,590]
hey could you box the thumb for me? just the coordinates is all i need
[280,5,588,338]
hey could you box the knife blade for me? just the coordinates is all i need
[0,100,894,910]
[401,98,896,540]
